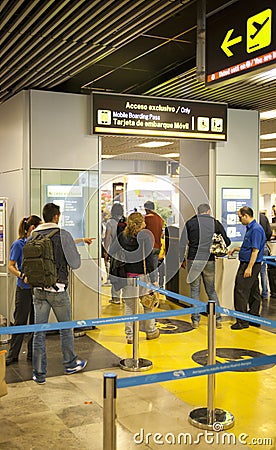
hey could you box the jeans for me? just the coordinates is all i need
[33,288,77,380]
[8,287,34,360]
[260,245,270,298]
[111,284,122,302]
[187,259,221,323]
[122,277,157,339]
[151,248,160,283]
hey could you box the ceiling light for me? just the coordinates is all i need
[252,67,276,82]
[137,141,174,148]
[260,133,276,140]
[163,153,180,158]
[260,157,276,161]
[260,148,276,152]
[101,154,114,159]
[260,110,276,120]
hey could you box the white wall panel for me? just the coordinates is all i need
[217,109,259,176]
[30,91,98,169]
[0,92,26,172]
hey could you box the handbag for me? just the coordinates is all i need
[140,244,160,309]
[0,350,8,398]
[210,233,228,257]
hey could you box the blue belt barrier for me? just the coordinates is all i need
[137,280,204,307]
[263,256,276,267]
[138,281,276,330]
[117,354,276,389]
[0,305,205,335]
[2,280,275,335]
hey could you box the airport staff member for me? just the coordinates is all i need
[229,206,266,330]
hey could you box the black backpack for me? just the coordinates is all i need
[22,229,59,288]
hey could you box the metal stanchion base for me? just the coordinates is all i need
[119,357,153,372]
[188,407,234,430]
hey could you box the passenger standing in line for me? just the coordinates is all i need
[179,203,230,329]
[6,215,42,366]
[32,203,87,384]
[229,206,266,330]
[144,201,164,283]
[103,203,126,304]
[110,212,160,344]
[259,212,272,301]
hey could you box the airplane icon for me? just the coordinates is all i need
[247,8,272,53]
[250,16,269,40]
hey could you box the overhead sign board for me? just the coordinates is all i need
[206,0,276,86]
[91,93,227,141]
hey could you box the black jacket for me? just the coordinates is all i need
[109,229,155,282]
[180,214,231,262]
[259,213,272,241]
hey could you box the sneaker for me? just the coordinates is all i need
[126,337,133,344]
[109,299,120,304]
[146,329,160,340]
[32,375,46,385]
[65,359,87,375]
[216,321,222,329]
[230,322,249,330]
[192,321,199,329]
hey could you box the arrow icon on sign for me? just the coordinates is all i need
[221,29,242,57]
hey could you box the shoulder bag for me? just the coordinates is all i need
[140,244,159,309]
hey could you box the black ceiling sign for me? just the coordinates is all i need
[206,0,276,86]
[91,93,227,141]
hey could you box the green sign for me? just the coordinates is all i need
[206,0,276,86]
[91,93,227,141]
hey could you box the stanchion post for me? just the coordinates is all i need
[188,300,234,430]
[207,300,216,425]
[132,277,140,364]
[103,373,117,450]
[120,277,153,372]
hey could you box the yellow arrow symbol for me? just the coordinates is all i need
[221,29,242,57]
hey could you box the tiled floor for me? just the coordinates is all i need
[1,290,276,449]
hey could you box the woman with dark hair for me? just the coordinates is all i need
[110,212,160,344]
[6,215,42,366]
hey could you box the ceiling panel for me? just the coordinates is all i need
[0,0,276,163]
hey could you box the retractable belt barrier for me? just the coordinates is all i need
[102,281,276,449]
[263,255,276,267]
[1,280,275,449]
[0,280,275,333]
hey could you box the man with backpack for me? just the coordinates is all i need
[27,203,87,384]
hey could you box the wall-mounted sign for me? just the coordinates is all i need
[221,188,253,242]
[46,185,84,241]
[206,0,276,86]
[91,93,227,141]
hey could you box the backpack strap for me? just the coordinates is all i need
[32,228,60,239]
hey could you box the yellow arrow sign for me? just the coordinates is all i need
[221,29,242,57]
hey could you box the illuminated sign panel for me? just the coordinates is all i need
[206,0,276,86]
[91,93,227,141]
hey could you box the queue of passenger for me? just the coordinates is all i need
[5,201,270,380]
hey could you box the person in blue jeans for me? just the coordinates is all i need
[6,215,42,366]
[32,203,87,384]
[180,203,231,329]
[259,212,272,300]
